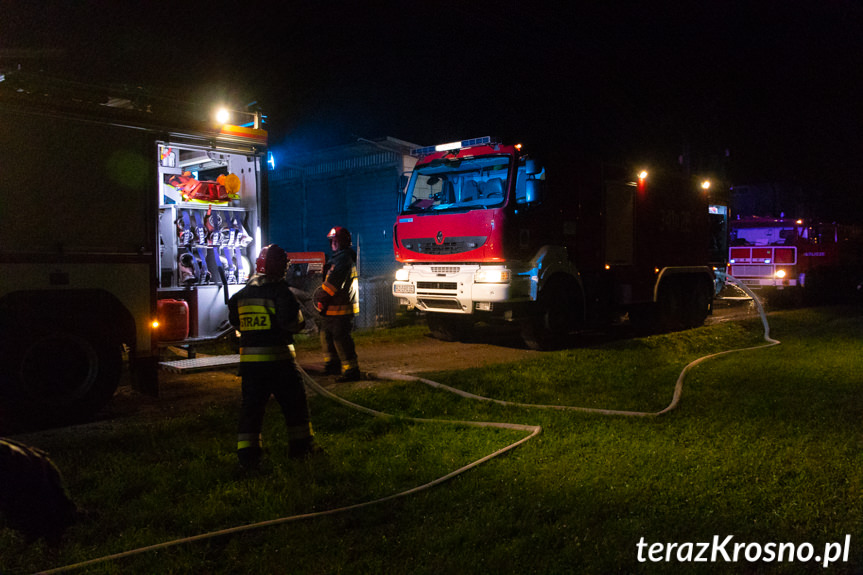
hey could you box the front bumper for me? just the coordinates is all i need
[392,264,528,314]
[736,277,798,288]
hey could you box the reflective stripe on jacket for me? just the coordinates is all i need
[239,345,297,363]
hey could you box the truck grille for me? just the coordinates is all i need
[419,299,462,310]
[400,236,487,255]
[431,266,460,274]
[731,265,774,277]
[417,281,457,290]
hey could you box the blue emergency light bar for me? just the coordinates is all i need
[410,136,497,157]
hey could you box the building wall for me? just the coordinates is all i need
[267,138,417,327]
[267,165,306,253]
[269,140,415,278]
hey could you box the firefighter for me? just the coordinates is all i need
[315,226,361,382]
[228,244,321,469]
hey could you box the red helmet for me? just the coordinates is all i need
[255,244,289,278]
[327,226,352,249]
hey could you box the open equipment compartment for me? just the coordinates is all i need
[157,142,264,340]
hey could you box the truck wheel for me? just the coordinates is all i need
[658,280,685,332]
[427,313,473,342]
[6,322,122,426]
[521,278,578,350]
[683,278,711,328]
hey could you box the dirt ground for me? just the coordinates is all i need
[90,297,758,427]
[97,326,539,425]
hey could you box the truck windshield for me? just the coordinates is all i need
[401,155,510,214]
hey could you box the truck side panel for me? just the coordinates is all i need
[0,104,156,350]
[0,105,157,429]
[508,160,710,308]
[2,108,153,253]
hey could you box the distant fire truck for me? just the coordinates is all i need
[728,216,852,293]
[391,137,719,348]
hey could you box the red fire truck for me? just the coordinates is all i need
[728,216,862,300]
[391,137,717,348]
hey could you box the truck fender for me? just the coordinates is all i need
[0,289,137,426]
[523,245,582,301]
[653,266,715,302]
[519,246,586,349]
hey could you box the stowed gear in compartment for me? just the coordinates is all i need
[172,207,253,286]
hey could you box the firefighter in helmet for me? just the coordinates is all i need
[228,244,321,469]
[315,226,361,381]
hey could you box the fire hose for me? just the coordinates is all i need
[38,275,776,574]
[373,275,779,418]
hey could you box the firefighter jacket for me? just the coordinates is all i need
[316,248,359,316]
[228,274,305,363]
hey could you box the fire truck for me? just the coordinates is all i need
[728,216,863,300]
[391,137,717,349]
[0,73,269,428]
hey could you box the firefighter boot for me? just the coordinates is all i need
[237,447,262,471]
[323,362,341,376]
[288,437,325,460]
[337,367,361,383]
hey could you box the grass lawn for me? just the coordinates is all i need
[3,306,862,574]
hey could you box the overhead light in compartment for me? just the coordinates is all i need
[178,154,212,168]
[178,151,228,168]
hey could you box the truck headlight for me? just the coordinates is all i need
[395,268,410,281]
[475,268,511,283]
[774,269,787,279]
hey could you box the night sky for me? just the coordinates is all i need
[3,0,863,221]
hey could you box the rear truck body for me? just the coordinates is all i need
[391,137,717,349]
[0,73,268,427]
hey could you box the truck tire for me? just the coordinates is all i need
[657,279,686,332]
[427,313,473,342]
[683,277,711,329]
[658,276,712,331]
[521,277,579,350]
[3,321,122,427]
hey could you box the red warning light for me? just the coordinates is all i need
[637,170,648,193]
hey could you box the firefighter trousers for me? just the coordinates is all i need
[320,314,359,373]
[237,359,313,465]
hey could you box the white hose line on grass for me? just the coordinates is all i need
[38,374,541,574]
[38,277,774,574]
[376,276,780,418]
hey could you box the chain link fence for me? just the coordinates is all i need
[288,258,398,332]
[356,257,398,329]
[357,276,397,329]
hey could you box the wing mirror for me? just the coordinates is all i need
[525,179,541,203]
[525,159,543,176]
